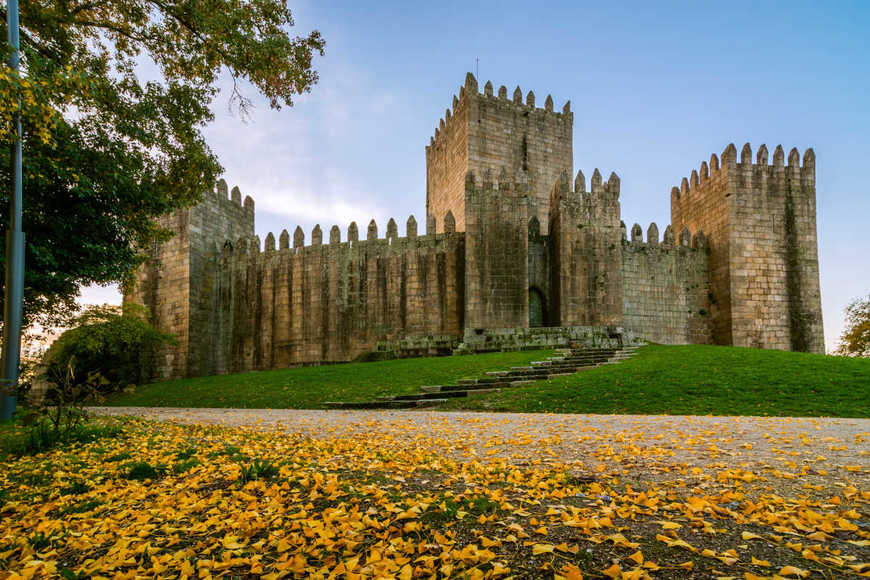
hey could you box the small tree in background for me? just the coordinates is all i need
[44,303,174,398]
[835,293,870,357]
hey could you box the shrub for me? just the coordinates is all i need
[43,303,174,398]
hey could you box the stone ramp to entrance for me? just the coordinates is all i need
[324,345,639,410]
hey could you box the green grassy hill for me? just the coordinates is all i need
[102,345,870,417]
[103,350,552,409]
[443,344,870,417]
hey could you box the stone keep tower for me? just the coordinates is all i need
[124,181,255,380]
[670,143,824,353]
[426,73,573,234]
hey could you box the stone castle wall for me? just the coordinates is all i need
[201,215,465,373]
[670,150,732,345]
[621,223,712,345]
[123,210,191,381]
[464,170,530,329]
[527,216,551,325]
[671,143,824,353]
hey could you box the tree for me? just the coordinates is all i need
[0,1,324,328]
[44,303,174,393]
[835,293,870,357]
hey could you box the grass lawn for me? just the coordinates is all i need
[103,350,553,409]
[442,344,870,417]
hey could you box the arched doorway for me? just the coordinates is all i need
[529,287,546,328]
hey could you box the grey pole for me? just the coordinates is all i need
[1,0,24,420]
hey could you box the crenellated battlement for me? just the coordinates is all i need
[622,221,707,251]
[426,73,573,235]
[218,212,464,262]
[210,178,255,214]
[427,72,571,150]
[621,221,712,347]
[670,142,815,205]
[548,168,623,327]
[464,166,533,195]
[549,168,621,228]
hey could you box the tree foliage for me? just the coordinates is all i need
[0,1,324,328]
[835,293,870,357]
[44,303,174,393]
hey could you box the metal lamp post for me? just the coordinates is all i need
[1,0,24,420]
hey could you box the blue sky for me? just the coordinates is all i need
[82,0,870,352]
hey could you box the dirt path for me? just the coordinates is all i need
[91,407,870,488]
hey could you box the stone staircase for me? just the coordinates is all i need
[324,345,639,410]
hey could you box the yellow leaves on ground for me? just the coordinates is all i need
[0,415,867,579]
[777,565,811,577]
[531,543,555,555]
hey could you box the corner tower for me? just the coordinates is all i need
[670,143,824,353]
[124,179,255,380]
[425,73,573,234]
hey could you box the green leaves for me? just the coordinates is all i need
[45,304,174,395]
[0,1,324,328]
[835,293,870,357]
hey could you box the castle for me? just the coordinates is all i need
[125,73,824,381]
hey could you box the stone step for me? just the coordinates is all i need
[382,388,502,402]
[457,376,506,385]
[380,390,470,401]
[567,350,628,357]
[429,380,533,393]
[323,347,641,410]
[511,364,572,371]
[499,366,585,377]
[420,384,452,393]
[324,398,448,410]
[461,371,561,384]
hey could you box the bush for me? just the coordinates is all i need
[44,303,173,397]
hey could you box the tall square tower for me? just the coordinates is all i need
[670,143,824,353]
[425,73,573,234]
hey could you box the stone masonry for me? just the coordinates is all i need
[126,73,825,380]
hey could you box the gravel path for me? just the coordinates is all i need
[91,407,870,486]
